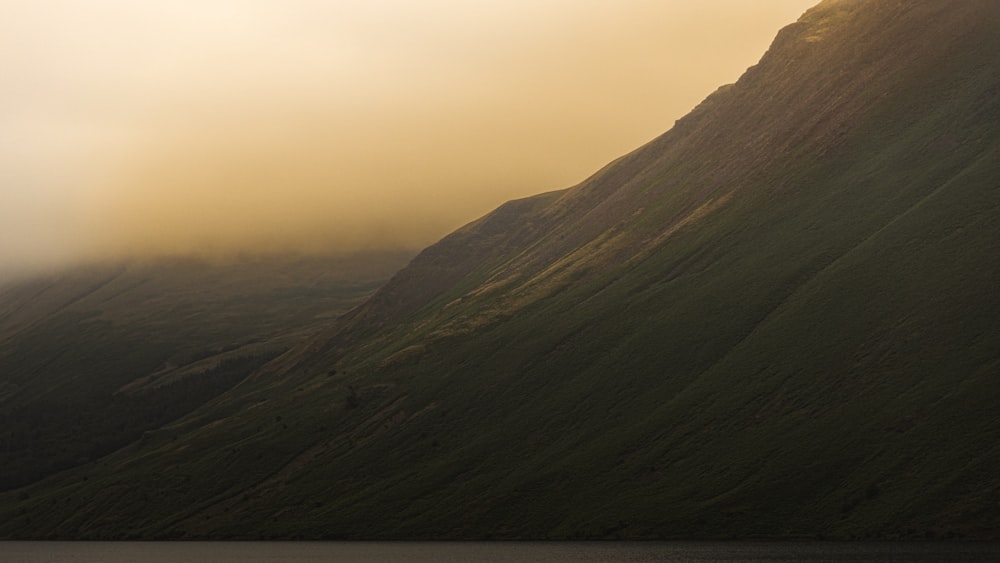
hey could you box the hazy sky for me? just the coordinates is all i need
[0,0,816,276]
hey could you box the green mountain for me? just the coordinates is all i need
[3,0,999,539]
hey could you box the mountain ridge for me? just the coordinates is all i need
[289,0,999,378]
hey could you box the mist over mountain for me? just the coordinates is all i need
[0,1,812,278]
[2,0,999,540]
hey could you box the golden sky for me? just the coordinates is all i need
[0,0,816,275]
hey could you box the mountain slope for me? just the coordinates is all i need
[0,252,412,493]
[3,0,999,539]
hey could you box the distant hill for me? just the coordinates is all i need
[2,0,999,540]
[0,252,412,493]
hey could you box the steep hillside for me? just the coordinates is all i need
[2,0,999,539]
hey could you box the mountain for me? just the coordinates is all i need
[3,0,999,539]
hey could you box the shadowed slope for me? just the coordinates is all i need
[0,252,412,492]
[2,0,999,540]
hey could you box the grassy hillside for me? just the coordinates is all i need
[0,252,412,493]
[2,0,999,539]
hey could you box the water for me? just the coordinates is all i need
[2,541,999,562]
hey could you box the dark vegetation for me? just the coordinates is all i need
[1,0,999,540]
[0,352,279,491]
[0,252,411,530]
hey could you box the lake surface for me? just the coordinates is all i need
[3,541,1000,562]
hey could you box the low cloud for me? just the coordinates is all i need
[0,0,815,277]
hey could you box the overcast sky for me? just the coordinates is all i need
[0,0,816,277]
